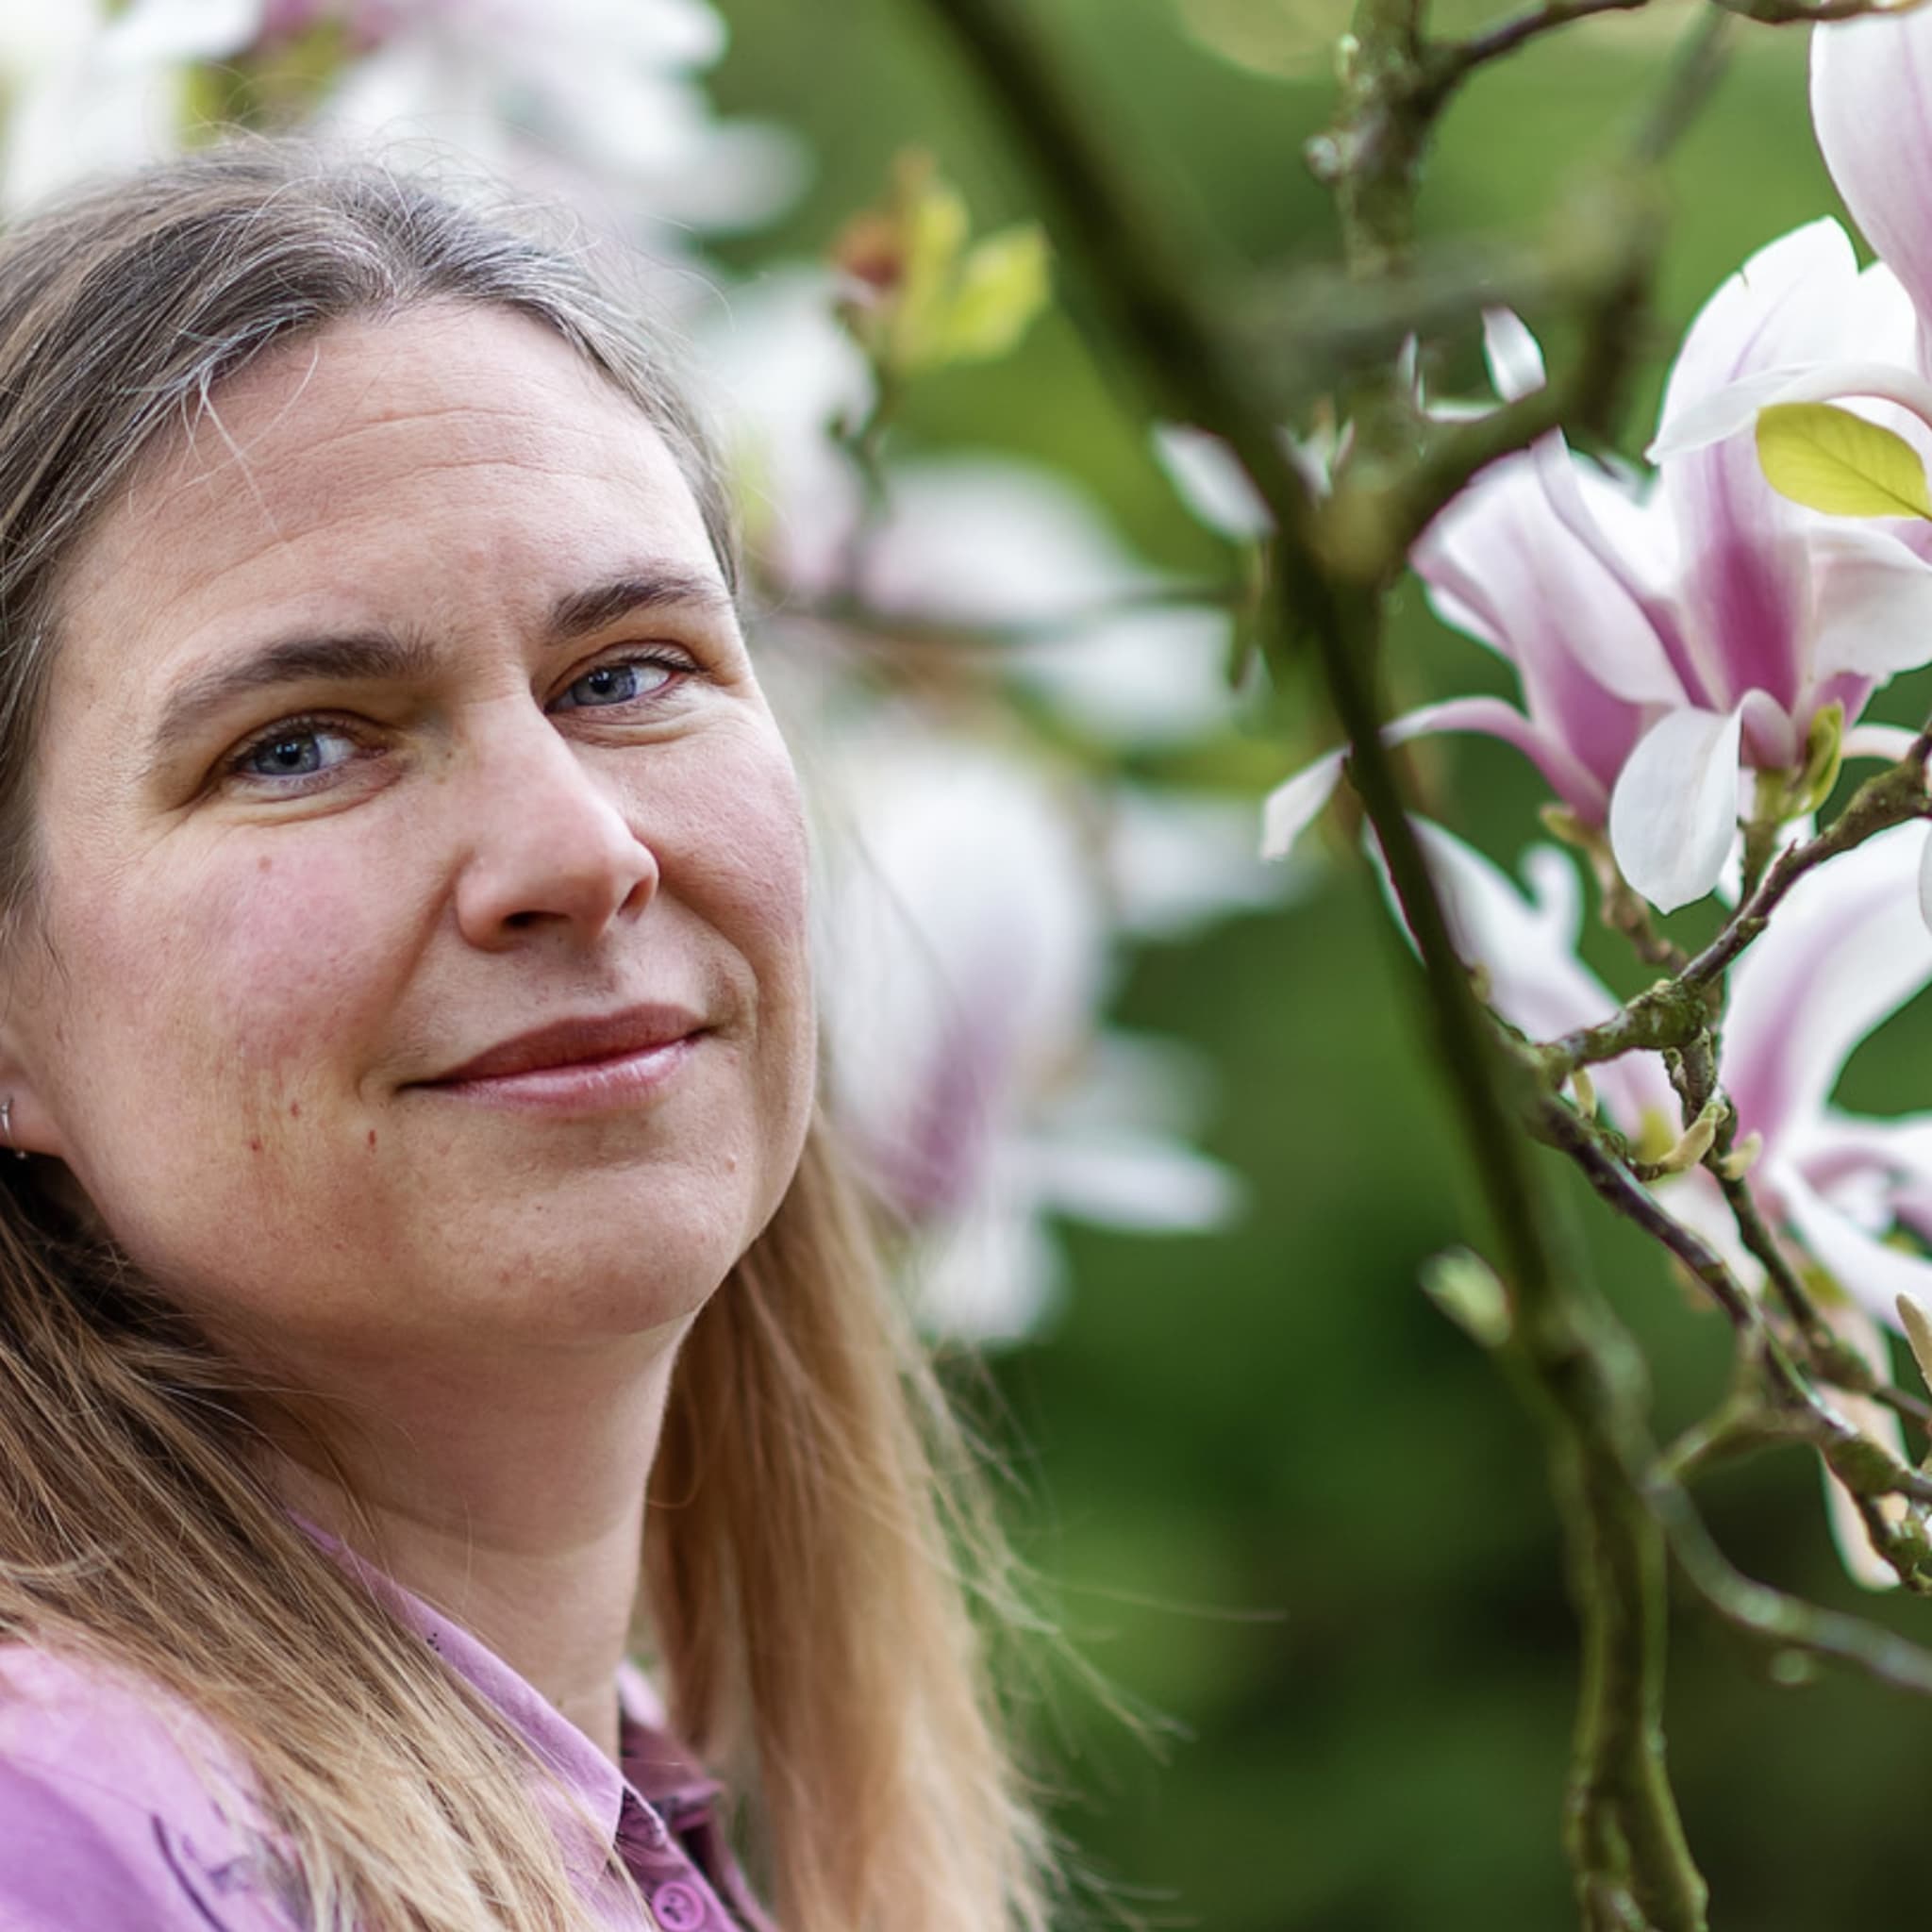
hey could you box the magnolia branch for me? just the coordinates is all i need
[1710,0,1924,22]
[1532,1090,1932,1508]
[1428,0,1653,86]
[1542,731,1932,1084]
[907,2,1729,1924]
[1647,1477,1932,1697]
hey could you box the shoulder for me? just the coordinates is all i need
[0,1642,301,1932]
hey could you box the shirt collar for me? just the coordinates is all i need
[290,1514,703,1878]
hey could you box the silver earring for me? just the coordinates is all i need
[1,1096,26,1160]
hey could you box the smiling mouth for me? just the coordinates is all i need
[413,1006,708,1112]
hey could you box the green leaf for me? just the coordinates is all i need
[1756,402,1932,520]
[889,174,971,371]
[924,225,1052,368]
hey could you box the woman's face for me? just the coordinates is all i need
[0,305,816,1365]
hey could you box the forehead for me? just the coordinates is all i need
[58,304,721,660]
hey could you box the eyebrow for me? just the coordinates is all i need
[144,565,739,780]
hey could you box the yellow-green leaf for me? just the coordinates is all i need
[890,174,971,368]
[924,225,1052,368]
[1756,401,1932,520]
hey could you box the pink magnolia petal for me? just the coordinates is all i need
[1260,696,1609,859]
[1529,436,1707,707]
[1777,1156,1932,1327]
[1807,526,1932,683]
[1414,449,1674,782]
[1407,696,1609,823]
[1787,1108,1932,1200]
[1398,824,1601,1038]
[1653,225,1864,715]
[1390,825,1676,1138]
[1814,10,1932,337]
[1724,823,1932,1148]
[1607,706,1743,912]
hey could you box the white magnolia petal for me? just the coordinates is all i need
[1650,359,1932,462]
[1607,707,1743,913]
[1657,220,1863,447]
[1842,723,1920,763]
[1646,367,1817,463]
[105,0,264,65]
[1151,423,1272,539]
[1778,1158,1932,1326]
[1392,824,1680,1137]
[1025,1131,1242,1231]
[1920,822,1932,934]
[1807,527,1932,681]
[1261,749,1346,861]
[1814,9,1932,330]
[1106,788,1296,941]
[1723,823,1932,1150]
[1481,308,1546,402]
[912,1187,1064,1347]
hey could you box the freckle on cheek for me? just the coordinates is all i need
[249,1139,262,1154]
[367,1129,377,1150]
[289,1100,301,1118]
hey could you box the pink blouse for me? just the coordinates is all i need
[0,1530,774,1932]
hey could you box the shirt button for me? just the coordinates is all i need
[652,1880,706,1930]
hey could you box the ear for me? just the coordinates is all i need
[0,1024,70,1164]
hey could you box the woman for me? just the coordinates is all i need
[0,143,1051,1932]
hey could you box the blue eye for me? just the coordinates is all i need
[238,723,357,781]
[553,656,679,711]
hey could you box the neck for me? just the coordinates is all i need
[262,1322,691,1763]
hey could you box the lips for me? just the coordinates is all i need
[419,1005,707,1086]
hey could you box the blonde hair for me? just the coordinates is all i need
[0,143,1054,1931]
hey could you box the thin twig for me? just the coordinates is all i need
[1676,736,1932,994]
[1648,1474,1932,1696]
[1430,0,1653,84]
[1543,736,1931,1082]
[1709,0,1923,23]
[1531,1093,1932,1508]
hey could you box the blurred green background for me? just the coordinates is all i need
[710,4,1932,1926]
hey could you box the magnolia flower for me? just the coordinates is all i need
[1404,818,1932,1584]
[1813,8,1932,366]
[0,0,263,209]
[1266,224,1932,915]
[289,0,801,245]
[814,724,1240,1342]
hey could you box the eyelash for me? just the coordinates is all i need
[221,647,700,795]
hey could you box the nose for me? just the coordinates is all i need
[451,707,658,950]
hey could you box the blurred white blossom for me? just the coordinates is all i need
[0,0,260,209]
[291,0,802,246]
[816,724,1241,1343]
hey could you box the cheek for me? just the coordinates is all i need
[42,838,408,1136]
[659,725,817,1121]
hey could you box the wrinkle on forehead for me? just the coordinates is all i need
[60,305,717,655]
